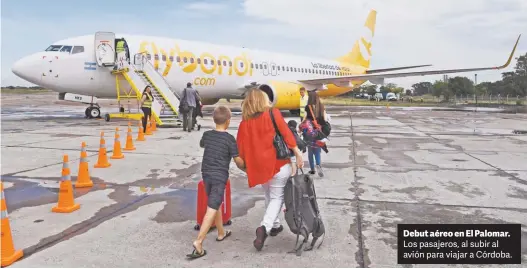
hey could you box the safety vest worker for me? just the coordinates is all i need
[116,40,125,53]
[299,87,308,120]
[142,92,153,108]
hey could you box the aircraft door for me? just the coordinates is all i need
[94,32,116,67]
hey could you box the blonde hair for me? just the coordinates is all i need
[242,88,271,120]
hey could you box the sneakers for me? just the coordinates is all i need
[270,225,283,236]
[253,225,268,251]
[316,165,324,177]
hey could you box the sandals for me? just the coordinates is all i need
[186,247,207,260]
[216,230,232,241]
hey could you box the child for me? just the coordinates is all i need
[299,113,328,177]
[187,106,245,259]
[288,120,307,153]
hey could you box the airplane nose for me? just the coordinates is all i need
[12,55,40,84]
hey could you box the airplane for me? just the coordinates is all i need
[11,9,521,126]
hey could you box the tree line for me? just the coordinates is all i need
[1,86,45,90]
[347,52,527,100]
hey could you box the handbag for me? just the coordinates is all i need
[269,109,291,160]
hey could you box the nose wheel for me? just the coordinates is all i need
[85,106,101,119]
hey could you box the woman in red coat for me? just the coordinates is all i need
[236,88,304,251]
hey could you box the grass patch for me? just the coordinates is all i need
[1,88,52,94]
[322,97,442,107]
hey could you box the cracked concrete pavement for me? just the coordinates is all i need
[1,95,527,267]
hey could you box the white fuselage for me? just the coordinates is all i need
[12,33,362,101]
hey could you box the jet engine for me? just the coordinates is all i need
[199,98,220,105]
[256,81,303,110]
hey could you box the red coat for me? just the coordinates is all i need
[237,108,297,188]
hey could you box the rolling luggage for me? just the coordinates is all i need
[283,170,325,256]
[194,179,232,230]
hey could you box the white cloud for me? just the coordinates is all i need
[241,0,527,88]
[183,2,229,12]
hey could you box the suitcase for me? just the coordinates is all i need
[194,179,232,230]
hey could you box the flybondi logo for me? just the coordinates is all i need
[139,41,253,77]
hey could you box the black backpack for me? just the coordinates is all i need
[283,170,325,256]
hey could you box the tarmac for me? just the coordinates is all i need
[1,93,527,267]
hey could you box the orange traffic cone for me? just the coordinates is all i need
[137,121,146,141]
[150,115,157,132]
[123,123,136,151]
[52,155,81,213]
[1,182,24,267]
[145,116,153,135]
[94,132,111,168]
[111,127,124,159]
[76,142,93,188]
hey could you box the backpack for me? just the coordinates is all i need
[283,170,325,256]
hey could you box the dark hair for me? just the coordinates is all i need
[187,82,192,87]
[287,120,297,128]
[143,86,154,100]
[307,90,324,120]
[213,106,232,125]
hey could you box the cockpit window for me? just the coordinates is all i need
[45,45,63,51]
[60,46,72,53]
[72,46,84,54]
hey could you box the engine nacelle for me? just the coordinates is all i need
[200,98,220,105]
[257,81,303,110]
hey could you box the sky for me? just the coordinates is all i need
[1,0,526,89]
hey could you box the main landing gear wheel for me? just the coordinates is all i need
[85,106,101,119]
[104,113,110,122]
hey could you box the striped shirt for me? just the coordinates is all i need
[200,130,239,183]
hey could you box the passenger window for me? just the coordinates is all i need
[190,58,194,63]
[272,66,275,70]
[60,46,72,53]
[286,67,289,71]
[169,56,174,62]
[223,60,227,66]
[229,61,232,66]
[183,57,188,63]
[259,64,263,69]
[264,65,267,69]
[211,59,215,65]
[162,55,167,62]
[204,59,208,64]
[251,63,254,68]
[282,66,285,71]
[176,56,181,62]
[197,58,201,64]
[71,46,84,54]
[240,62,244,68]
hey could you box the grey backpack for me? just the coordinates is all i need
[283,170,325,256]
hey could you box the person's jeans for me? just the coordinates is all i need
[141,107,151,132]
[183,106,194,131]
[261,164,292,233]
[308,146,321,171]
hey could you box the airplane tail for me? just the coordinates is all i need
[336,9,377,69]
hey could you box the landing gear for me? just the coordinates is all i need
[85,105,101,119]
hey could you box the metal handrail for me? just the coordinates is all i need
[133,52,180,99]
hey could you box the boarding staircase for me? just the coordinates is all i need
[112,53,182,126]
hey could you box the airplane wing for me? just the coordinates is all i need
[299,35,521,85]
[366,64,432,74]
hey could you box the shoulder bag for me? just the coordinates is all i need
[178,88,189,114]
[269,109,291,160]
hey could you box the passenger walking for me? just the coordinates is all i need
[140,86,154,132]
[236,88,303,251]
[186,106,245,259]
[301,90,330,177]
[181,82,199,132]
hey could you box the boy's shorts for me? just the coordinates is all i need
[204,180,226,210]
